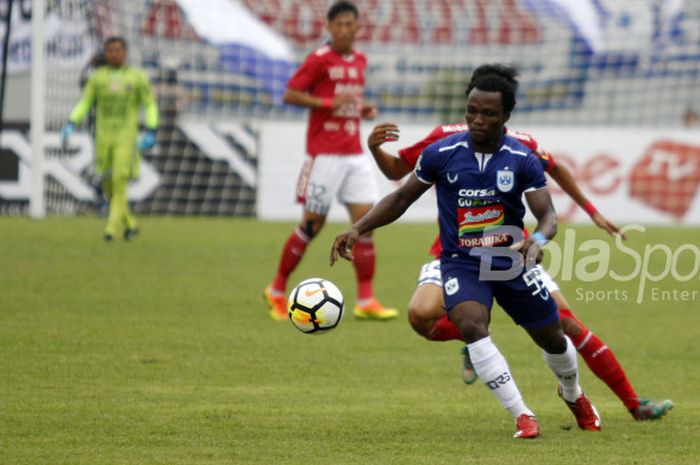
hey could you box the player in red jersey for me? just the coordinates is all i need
[264,1,397,321]
[366,119,673,421]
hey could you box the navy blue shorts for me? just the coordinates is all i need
[440,256,559,328]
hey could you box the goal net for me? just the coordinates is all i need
[2,0,699,217]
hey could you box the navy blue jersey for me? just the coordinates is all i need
[414,132,547,265]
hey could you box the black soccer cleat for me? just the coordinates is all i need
[123,228,139,241]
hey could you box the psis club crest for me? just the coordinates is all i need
[496,170,514,192]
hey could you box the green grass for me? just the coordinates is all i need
[1,217,699,465]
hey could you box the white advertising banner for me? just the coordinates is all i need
[525,127,700,225]
[0,4,97,73]
[257,122,700,225]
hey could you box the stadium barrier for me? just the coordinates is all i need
[1,1,699,220]
[3,121,699,224]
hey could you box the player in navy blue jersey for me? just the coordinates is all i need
[330,64,601,439]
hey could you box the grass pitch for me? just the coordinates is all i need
[1,217,698,465]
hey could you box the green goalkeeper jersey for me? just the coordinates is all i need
[69,65,159,141]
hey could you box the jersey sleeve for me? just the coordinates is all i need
[398,125,444,169]
[519,150,548,192]
[534,148,556,173]
[68,74,96,124]
[508,129,539,151]
[413,142,443,185]
[286,54,325,93]
[138,70,159,129]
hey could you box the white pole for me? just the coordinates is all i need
[29,0,45,219]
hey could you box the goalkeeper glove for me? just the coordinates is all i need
[60,122,75,149]
[138,129,157,152]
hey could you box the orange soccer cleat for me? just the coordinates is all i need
[264,285,288,321]
[353,298,398,320]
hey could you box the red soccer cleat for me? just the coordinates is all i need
[513,414,540,439]
[559,386,602,431]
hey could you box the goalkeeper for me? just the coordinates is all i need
[61,37,159,241]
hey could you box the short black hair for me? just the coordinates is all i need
[104,36,127,50]
[465,64,519,115]
[327,1,358,21]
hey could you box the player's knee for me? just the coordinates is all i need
[407,303,434,338]
[300,218,323,239]
[541,331,568,354]
[457,319,489,343]
[526,321,569,353]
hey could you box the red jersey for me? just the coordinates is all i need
[287,45,367,156]
[398,123,555,258]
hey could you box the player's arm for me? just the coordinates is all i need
[526,188,557,241]
[520,188,558,265]
[283,88,356,110]
[367,123,412,180]
[136,71,159,152]
[61,75,96,147]
[140,72,159,130]
[330,174,430,264]
[284,54,357,110]
[68,75,96,125]
[361,101,377,120]
[547,156,626,239]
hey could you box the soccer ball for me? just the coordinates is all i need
[288,278,344,334]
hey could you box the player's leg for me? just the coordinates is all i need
[114,146,138,239]
[451,300,539,438]
[100,175,113,223]
[408,284,445,337]
[442,258,538,438]
[122,148,140,240]
[408,259,476,383]
[101,177,112,205]
[265,208,326,320]
[94,139,113,240]
[264,155,335,320]
[342,153,396,320]
[105,143,134,241]
[496,267,600,431]
[408,260,453,339]
[551,288,673,420]
[541,267,672,419]
[525,321,600,431]
[344,202,397,319]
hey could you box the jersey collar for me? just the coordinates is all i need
[466,132,507,156]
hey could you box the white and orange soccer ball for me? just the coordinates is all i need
[288,278,344,334]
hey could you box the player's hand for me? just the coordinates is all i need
[367,123,399,149]
[511,239,544,268]
[330,228,360,266]
[361,101,378,120]
[137,129,157,152]
[60,123,75,149]
[332,94,358,109]
[591,211,627,240]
